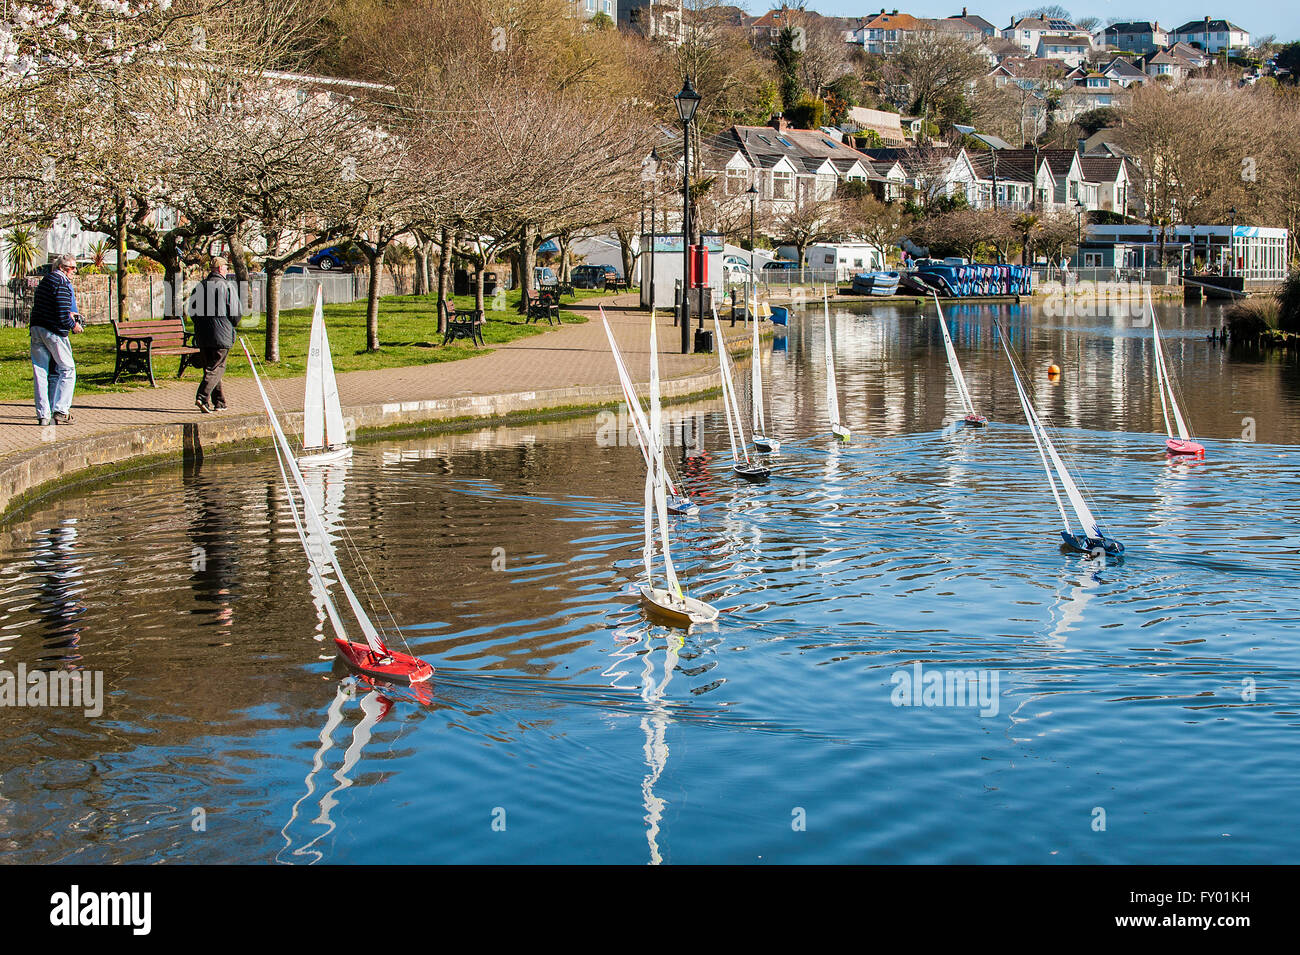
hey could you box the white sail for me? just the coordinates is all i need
[1148,298,1191,442]
[303,292,325,451]
[319,307,348,449]
[823,288,845,434]
[302,287,349,455]
[934,293,975,416]
[1005,357,1070,532]
[751,318,766,435]
[242,338,386,655]
[999,331,1101,540]
[712,313,751,465]
[648,317,682,600]
[602,312,688,500]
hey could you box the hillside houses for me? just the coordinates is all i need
[1002,15,1094,55]
[1169,18,1250,54]
[1097,21,1169,54]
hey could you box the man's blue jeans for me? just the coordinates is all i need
[31,325,76,418]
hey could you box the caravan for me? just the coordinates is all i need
[776,242,887,281]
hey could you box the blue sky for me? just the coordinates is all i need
[799,2,1297,43]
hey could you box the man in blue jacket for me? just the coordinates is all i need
[186,256,243,412]
[29,254,83,426]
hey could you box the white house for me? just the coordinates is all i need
[1003,16,1091,55]
[1169,18,1250,54]
[1036,35,1093,68]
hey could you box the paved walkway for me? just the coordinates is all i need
[0,294,740,462]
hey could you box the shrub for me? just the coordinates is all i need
[1226,298,1279,338]
[1276,270,1300,333]
[786,97,825,130]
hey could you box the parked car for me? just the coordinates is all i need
[308,247,352,271]
[762,260,799,272]
[723,255,753,284]
[533,266,558,287]
[572,264,619,288]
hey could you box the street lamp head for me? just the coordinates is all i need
[675,77,701,124]
[649,147,660,168]
[746,184,759,198]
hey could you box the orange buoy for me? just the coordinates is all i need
[1047,363,1061,378]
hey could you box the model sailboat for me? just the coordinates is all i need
[1147,294,1204,457]
[300,286,352,465]
[750,316,780,451]
[712,311,771,482]
[601,310,698,514]
[240,337,435,684]
[933,292,986,427]
[996,326,1123,558]
[823,288,850,442]
[639,315,719,628]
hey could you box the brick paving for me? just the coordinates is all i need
[0,293,740,461]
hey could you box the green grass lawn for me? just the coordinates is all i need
[0,288,599,402]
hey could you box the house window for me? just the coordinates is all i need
[1084,253,1103,267]
[772,171,793,199]
[726,168,748,196]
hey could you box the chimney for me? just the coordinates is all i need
[1077,137,1087,155]
[770,114,790,132]
[962,7,968,16]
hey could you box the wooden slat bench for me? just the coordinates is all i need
[111,318,201,386]
[441,301,485,347]
[606,276,631,293]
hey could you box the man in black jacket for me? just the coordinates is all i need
[29,254,83,426]
[186,257,243,412]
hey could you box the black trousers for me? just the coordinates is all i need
[196,347,229,408]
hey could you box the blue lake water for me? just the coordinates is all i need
[1,299,1298,864]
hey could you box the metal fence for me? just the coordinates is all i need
[1032,267,1179,286]
[1,270,398,327]
[753,268,843,288]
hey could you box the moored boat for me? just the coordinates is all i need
[851,271,901,296]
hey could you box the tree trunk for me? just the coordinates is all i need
[265,267,283,362]
[366,244,385,352]
[115,196,128,322]
[437,227,451,335]
[413,244,428,296]
[228,233,249,287]
[474,261,486,315]
[518,224,536,314]
[163,260,182,321]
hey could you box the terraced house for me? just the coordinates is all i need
[702,118,893,216]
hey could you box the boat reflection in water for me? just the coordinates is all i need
[277,678,393,865]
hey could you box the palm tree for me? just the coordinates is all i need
[4,227,40,280]
[1012,213,1041,266]
[89,240,109,270]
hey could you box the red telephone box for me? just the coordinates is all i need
[689,244,708,288]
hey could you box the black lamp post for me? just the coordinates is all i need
[675,77,700,354]
[648,148,659,310]
[1074,199,1085,270]
[1227,205,1237,275]
[746,183,759,322]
